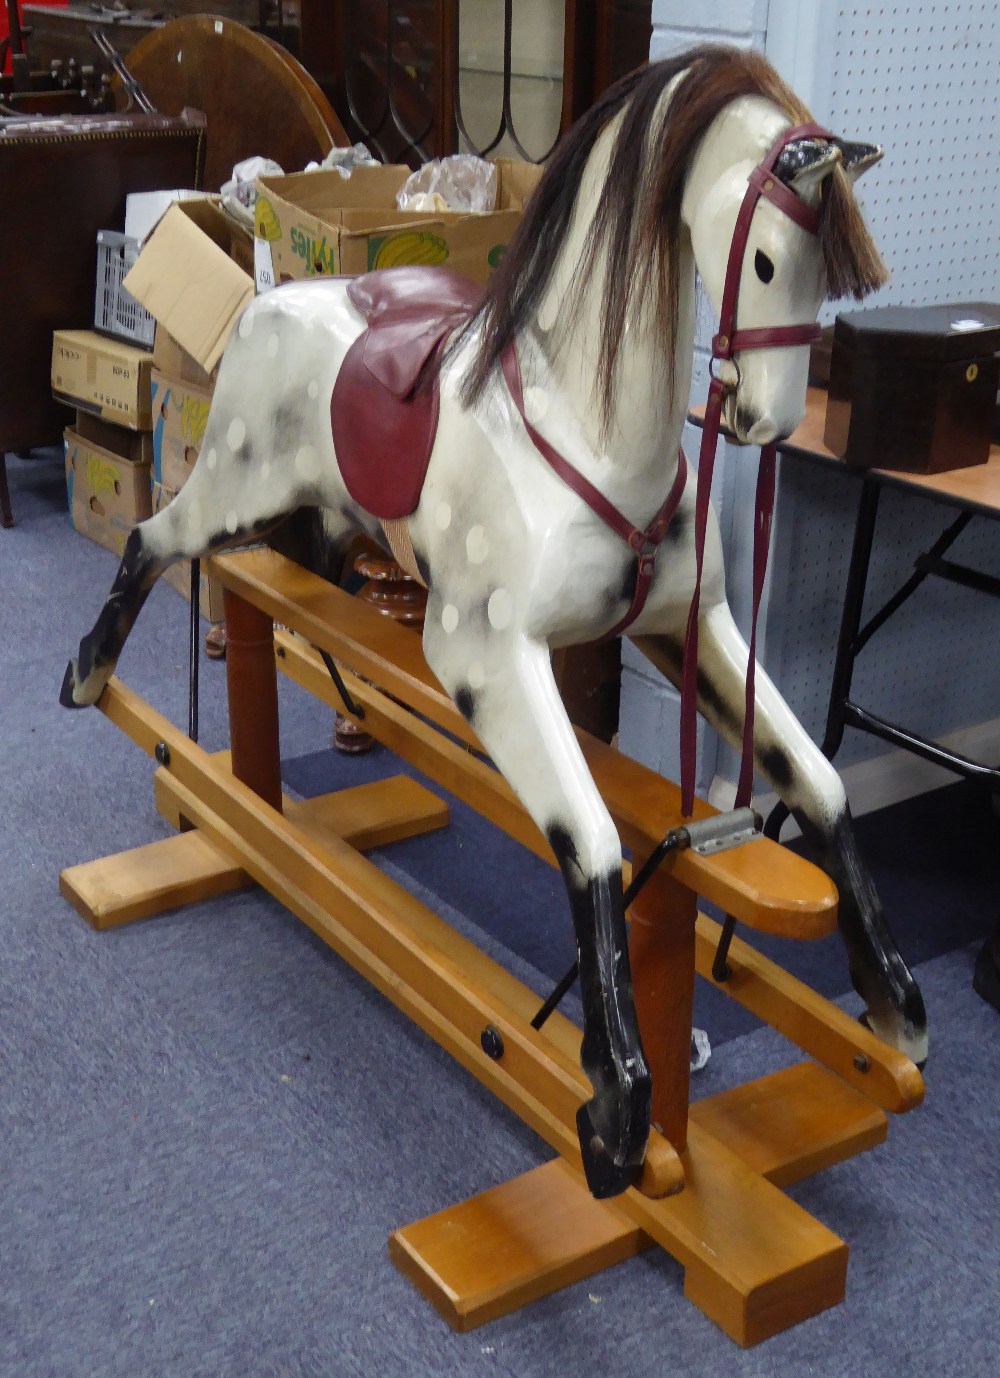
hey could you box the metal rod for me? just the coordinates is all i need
[318,648,366,720]
[531,830,688,1032]
[711,915,736,982]
[820,478,882,761]
[913,552,1000,600]
[853,510,973,654]
[843,702,1000,784]
[188,558,200,743]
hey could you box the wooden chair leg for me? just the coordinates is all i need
[0,453,13,528]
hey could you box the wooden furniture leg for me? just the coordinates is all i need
[0,453,12,527]
[223,586,283,811]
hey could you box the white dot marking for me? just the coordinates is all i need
[468,660,486,689]
[225,510,239,535]
[238,312,254,340]
[466,526,489,564]
[205,447,217,470]
[435,502,452,531]
[441,604,459,634]
[307,379,320,400]
[227,417,246,451]
[295,446,320,481]
[488,588,513,630]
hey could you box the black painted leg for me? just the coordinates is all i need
[563,867,651,1198]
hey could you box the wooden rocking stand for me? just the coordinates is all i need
[60,547,923,1347]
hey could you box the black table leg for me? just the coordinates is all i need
[764,477,880,840]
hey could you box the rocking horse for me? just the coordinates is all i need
[61,44,925,1212]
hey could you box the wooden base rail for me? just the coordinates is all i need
[57,546,923,1346]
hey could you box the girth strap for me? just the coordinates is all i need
[502,344,688,639]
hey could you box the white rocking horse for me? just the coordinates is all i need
[61,45,926,1199]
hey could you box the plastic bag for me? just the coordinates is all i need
[396,155,497,213]
[220,155,284,226]
[303,142,380,177]
[690,1027,712,1073]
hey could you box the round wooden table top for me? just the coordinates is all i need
[118,15,349,191]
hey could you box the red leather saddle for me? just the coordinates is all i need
[331,267,482,520]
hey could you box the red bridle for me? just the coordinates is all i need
[505,120,832,816]
[680,120,830,816]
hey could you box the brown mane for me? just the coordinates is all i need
[459,44,887,423]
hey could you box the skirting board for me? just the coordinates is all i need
[708,714,1000,836]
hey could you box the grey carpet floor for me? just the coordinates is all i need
[3,450,999,1377]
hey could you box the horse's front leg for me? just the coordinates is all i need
[632,600,928,1065]
[422,620,650,1197]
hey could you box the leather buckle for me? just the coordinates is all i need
[637,551,657,579]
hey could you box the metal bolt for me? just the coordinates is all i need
[275,644,286,658]
[154,741,170,766]
[480,1025,504,1060]
[853,1054,870,1074]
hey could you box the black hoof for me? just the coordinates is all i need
[59,660,84,708]
[576,1099,646,1200]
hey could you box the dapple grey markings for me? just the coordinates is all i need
[62,46,919,1194]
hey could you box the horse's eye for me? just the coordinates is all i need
[755,250,775,284]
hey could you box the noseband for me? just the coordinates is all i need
[679,120,830,816]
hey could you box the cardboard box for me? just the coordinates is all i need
[124,189,203,244]
[74,409,153,467]
[150,367,214,491]
[52,329,154,429]
[65,427,152,558]
[255,159,542,288]
[151,480,226,622]
[123,199,255,375]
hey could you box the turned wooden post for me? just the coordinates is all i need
[628,863,698,1153]
[334,549,428,753]
[223,588,283,811]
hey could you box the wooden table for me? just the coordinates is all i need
[691,386,1000,818]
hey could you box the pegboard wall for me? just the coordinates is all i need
[823,1,1000,314]
[756,1,1000,782]
[631,1,1000,805]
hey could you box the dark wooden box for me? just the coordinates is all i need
[824,302,1000,473]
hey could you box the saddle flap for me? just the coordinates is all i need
[361,317,452,399]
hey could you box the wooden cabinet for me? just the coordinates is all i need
[299,0,652,166]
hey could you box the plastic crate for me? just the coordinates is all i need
[94,231,155,349]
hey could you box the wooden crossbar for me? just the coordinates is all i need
[212,547,837,939]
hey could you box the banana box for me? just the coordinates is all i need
[255,160,542,290]
[150,480,226,622]
[64,426,152,558]
[150,367,214,492]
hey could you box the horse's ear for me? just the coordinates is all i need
[835,139,884,185]
[774,138,842,204]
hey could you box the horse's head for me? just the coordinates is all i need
[683,98,883,445]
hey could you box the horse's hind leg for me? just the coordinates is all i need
[60,468,288,708]
[632,600,928,1065]
[60,515,176,707]
[422,625,650,1198]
